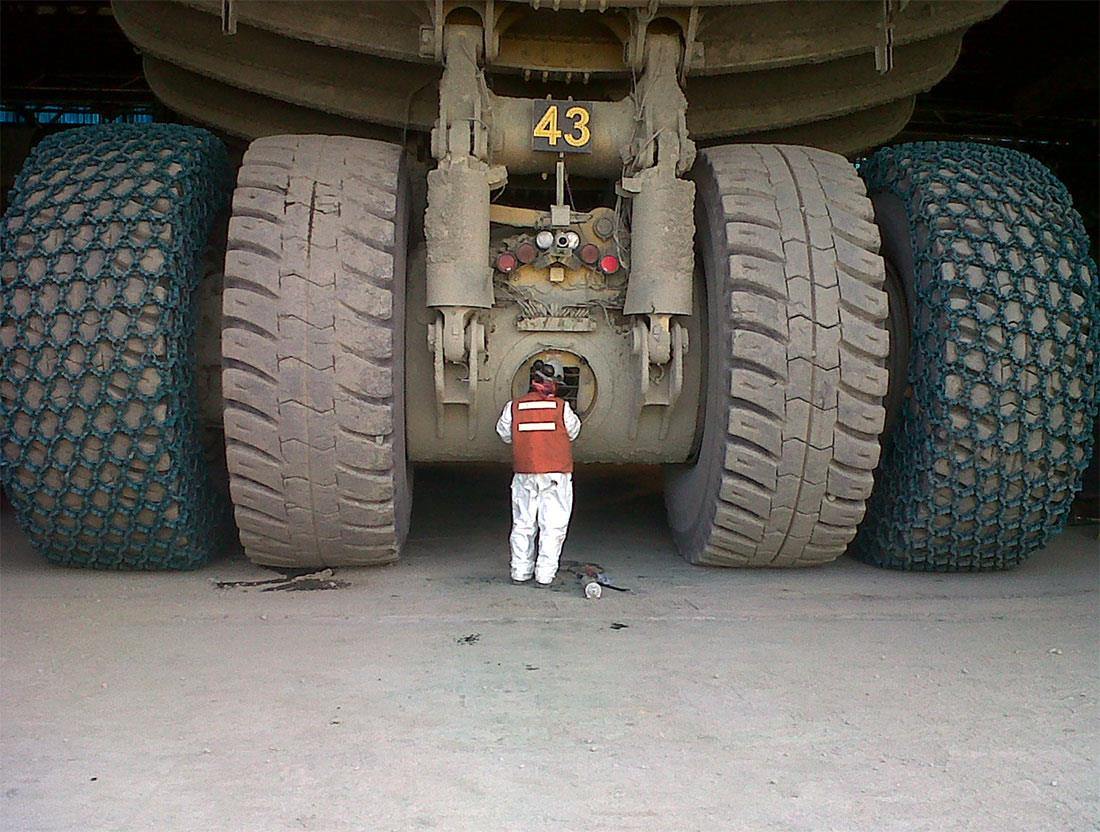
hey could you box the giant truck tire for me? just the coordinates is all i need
[222,135,411,567]
[665,145,890,566]
[0,124,232,569]
[857,142,1099,570]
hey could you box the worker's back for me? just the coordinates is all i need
[509,392,574,474]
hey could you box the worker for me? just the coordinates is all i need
[495,359,581,586]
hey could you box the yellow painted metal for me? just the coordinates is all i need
[488,204,543,227]
[502,208,622,293]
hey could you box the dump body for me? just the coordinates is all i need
[113,0,1003,156]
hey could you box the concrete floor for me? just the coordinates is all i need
[1,465,1097,832]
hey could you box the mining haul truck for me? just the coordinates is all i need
[1,1,1096,572]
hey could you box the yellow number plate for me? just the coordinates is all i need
[531,100,592,153]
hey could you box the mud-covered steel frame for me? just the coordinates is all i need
[414,14,704,460]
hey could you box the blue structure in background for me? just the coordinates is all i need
[0,105,155,125]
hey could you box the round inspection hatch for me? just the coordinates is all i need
[512,350,597,419]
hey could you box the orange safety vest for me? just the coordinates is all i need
[511,392,574,474]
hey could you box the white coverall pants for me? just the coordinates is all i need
[509,473,574,583]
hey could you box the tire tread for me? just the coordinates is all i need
[223,136,408,567]
[667,144,888,567]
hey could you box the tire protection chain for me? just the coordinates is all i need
[858,142,1098,570]
[1,124,232,569]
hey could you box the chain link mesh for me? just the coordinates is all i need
[1,124,232,569]
[858,142,1098,570]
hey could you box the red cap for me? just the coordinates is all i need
[579,243,600,265]
[496,251,518,273]
[599,254,620,274]
[515,242,538,264]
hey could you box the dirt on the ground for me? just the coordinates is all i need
[1,466,1097,832]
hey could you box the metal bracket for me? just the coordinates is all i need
[647,313,672,365]
[429,310,485,439]
[220,0,236,35]
[876,0,902,74]
[483,0,499,62]
[626,6,704,81]
[440,307,472,364]
[421,0,445,61]
[421,1,500,63]
[681,7,703,84]
[630,316,687,440]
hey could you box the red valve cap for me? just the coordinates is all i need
[579,243,600,265]
[515,242,538,264]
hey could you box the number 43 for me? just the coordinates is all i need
[534,104,591,148]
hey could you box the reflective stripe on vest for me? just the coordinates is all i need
[511,392,573,473]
